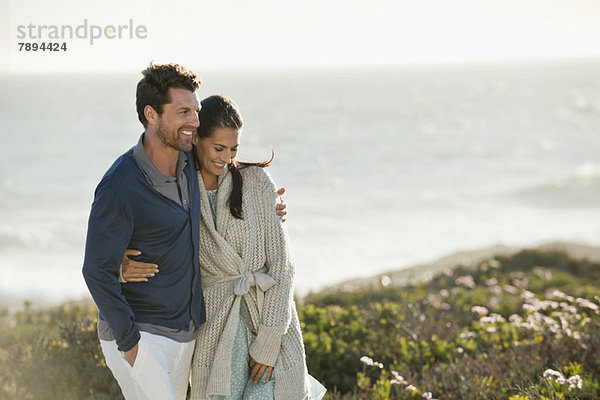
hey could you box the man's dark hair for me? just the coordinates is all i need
[136,62,201,128]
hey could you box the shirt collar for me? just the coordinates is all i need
[132,133,188,187]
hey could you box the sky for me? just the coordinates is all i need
[2,0,600,73]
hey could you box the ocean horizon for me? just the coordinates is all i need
[2,59,600,305]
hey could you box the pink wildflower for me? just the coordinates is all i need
[533,267,552,280]
[471,306,489,315]
[485,278,498,286]
[523,303,537,312]
[503,285,518,294]
[487,297,499,308]
[512,277,529,288]
[489,285,502,296]
[455,275,476,289]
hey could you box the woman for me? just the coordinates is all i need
[123,95,325,400]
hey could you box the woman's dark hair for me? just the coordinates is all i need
[194,95,272,219]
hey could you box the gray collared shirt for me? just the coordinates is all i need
[98,133,197,344]
[132,134,190,211]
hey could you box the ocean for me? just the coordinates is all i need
[1,60,600,304]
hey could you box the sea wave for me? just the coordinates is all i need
[0,224,84,252]
[514,163,600,208]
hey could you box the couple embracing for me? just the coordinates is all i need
[82,63,325,400]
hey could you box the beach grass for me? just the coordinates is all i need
[1,248,599,399]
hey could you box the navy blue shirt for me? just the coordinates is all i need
[82,148,205,352]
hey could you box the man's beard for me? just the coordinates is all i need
[156,123,192,152]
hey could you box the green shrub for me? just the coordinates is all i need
[2,249,600,400]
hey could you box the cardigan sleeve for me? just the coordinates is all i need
[82,182,140,352]
[248,169,295,367]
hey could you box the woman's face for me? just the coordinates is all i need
[195,127,240,186]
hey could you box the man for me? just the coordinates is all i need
[83,63,204,400]
[83,63,286,400]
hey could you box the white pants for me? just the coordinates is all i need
[100,332,196,400]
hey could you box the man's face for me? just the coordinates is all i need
[155,88,200,152]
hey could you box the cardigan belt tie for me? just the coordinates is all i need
[203,269,276,319]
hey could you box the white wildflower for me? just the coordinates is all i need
[521,290,536,300]
[576,298,600,314]
[360,356,383,368]
[360,356,374,366]
[567,375,583,391]
[543,369,563,379]
[509,314,522,323]
[560,302,578,314]
[390,371,407,385]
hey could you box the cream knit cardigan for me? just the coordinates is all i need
[189,166,309,400]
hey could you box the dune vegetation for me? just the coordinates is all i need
[1,249,599,399]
